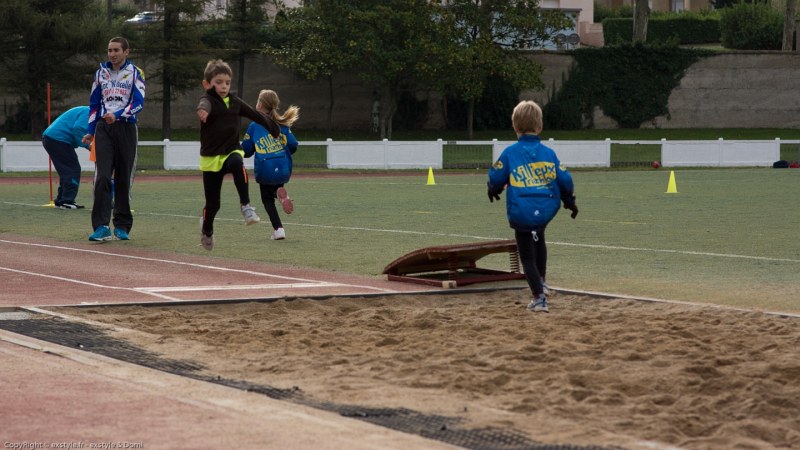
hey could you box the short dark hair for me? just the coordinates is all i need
[203,59,233,83]
[109,36,130,51]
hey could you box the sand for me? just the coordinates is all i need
[55,290,800,449]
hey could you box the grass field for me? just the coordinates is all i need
[1,168,798,313]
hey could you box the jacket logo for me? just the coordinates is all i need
[509,161,556,188]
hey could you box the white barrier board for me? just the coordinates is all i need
[492,140,610,168]
[0,141,94,172]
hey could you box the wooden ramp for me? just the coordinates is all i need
[383,240,525,288]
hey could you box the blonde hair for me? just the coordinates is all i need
[203,59,232,83]
[511,100,543,135]
[257,89,300,127]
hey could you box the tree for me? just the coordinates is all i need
[208,0,276,101]
[783,0,797,51]
[633,0,650,43]
[0,0,107,137]
[345,0,448,139]
[435,0,572,138]
[265,2,363,133]
[127,0,209,139]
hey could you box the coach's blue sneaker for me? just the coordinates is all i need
[88,225,112,242]
[113,228,130,240]
[527,295,549,313]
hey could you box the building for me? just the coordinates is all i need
[596,0,712,13]
[120,0,599,46]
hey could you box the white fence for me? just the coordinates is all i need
[661,139,781,167]
[1,137,795,172]
[491,139,611,168]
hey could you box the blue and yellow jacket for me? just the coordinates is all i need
[242,123,297,185]
[87,60,145,136]
[488,135,574,231]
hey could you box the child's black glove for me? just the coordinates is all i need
[487,182,502,203]
[563,195,579,219]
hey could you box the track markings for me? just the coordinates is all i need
[3,199,798,265]
[0,239,396,301]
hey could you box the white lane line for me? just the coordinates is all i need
[0,239,395,293]
[551,242,800,263]
[251,224,800,264]
[6,209,797,265]
[137,282,344,293]
[0,266,181,301]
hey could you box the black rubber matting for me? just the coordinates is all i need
[0,314,623,450]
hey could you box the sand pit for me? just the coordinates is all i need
[53,290,800,449]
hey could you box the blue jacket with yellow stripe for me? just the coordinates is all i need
[488,135,574,231]
[242,123,297,185]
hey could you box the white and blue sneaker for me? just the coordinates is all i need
[113,228,129,240]
[241,204,261,225]
[88,225,112,242]
[527,295,549,313]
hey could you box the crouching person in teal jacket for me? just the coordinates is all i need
[42,106,90,209]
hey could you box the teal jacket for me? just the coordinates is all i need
[43,106,90,149]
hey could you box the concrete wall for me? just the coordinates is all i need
[524,51,800,129]
[650,53,800,129]
[4,52,800,132]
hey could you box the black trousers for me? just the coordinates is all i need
[258,183,286,230]
[92,121,138,232]
[42,136,82,204]
[515,227,548,297]
[201,152,251,236]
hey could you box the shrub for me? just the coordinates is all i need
[543,44,711,129]
[719,2,783,50]
[603,11,721,45]
[594,2,634,23]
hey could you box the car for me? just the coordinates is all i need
[125,11,160,25]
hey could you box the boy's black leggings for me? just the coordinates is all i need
[514,227,548,297]
[201,153,251,236]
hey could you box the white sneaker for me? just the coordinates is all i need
[271,227,286,240]
[527,295,549,313]
[542,281,551,296]
[241,204,261,225]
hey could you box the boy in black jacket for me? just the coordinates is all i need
[197,59,279,251]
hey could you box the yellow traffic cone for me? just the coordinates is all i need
[666,170,678,194]
[427,167,436,185]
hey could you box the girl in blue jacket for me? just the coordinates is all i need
[487,101,579,313]
[242,89,300,241]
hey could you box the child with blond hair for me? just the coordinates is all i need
[242,89,300,240]
[487,100,578,313]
